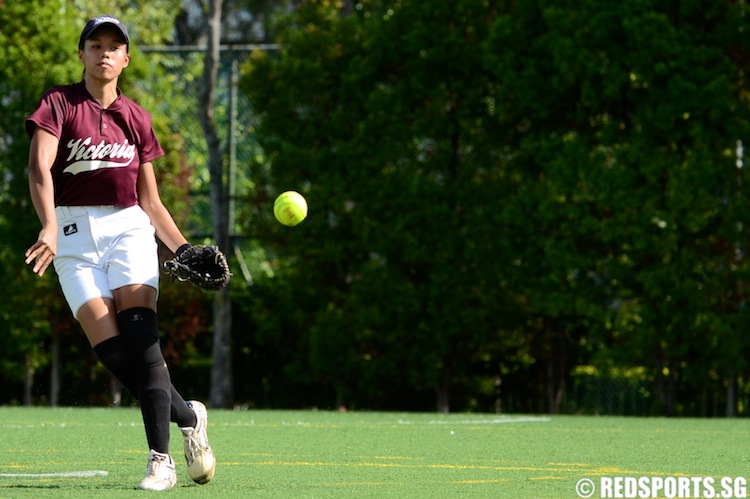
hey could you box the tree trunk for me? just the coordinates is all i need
[494,375,502,414]
[436,361,450,413]
[211,288,233,407]
[50,330,60,407]
[546,360,561,414]
[111,376,123,407]
[199,0,234,408]
[726,372,737,417]
[24,355,34,406]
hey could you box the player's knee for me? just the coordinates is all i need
[117,307,164,368]
[139,385,171,406]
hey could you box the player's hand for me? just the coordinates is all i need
[25,227,57,276]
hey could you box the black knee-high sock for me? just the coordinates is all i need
[117,307,173,453]
[93,336,197,428]
[170,387,197,428]
[93,335,138,396]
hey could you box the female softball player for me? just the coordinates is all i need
[24,15,215,491]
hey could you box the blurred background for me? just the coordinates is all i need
[2,0,750,417]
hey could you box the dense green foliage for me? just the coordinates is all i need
[239,0,750,414]
[3,0,750,415]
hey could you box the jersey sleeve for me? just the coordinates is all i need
[137,111,165,164]
[25,88,67,138]
[139,123,165,164]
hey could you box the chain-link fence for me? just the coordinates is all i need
[135,45,280,284]
[138,46,279,231]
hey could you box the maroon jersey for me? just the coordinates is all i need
[25,81,164,207]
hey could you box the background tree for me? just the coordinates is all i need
[485,0,750,414]
[242,0,536,411]
[239,0,750,414]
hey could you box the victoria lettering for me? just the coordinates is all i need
[63,137,136,175]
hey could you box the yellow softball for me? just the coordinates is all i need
[273,191,308,226]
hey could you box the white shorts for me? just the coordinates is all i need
[53,205,159,319]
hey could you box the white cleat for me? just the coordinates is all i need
[137,450,177,491]
[181,400,216,484]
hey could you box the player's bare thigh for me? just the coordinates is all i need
[77,284,157,347]
[114,283,157,312]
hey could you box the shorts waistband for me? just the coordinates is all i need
[55,205,125,218]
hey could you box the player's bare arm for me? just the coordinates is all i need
[25,127,59,276]
[136,161,188,254]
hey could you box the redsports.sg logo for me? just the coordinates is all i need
[575,476,748,499]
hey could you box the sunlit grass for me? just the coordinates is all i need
[1,407,747,498]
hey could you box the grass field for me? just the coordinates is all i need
[1,407,749,498]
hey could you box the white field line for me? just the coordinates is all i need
[0,470,108,478]
[397,416,552,425]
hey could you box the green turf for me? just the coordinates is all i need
[1,407,748,498]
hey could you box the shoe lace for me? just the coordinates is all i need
[183,420,209,463]
[147,454,171,478]
[184,434,199,464]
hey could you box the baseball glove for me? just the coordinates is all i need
[163,244,231,291]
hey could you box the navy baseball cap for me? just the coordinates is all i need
[79,15,130,52]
